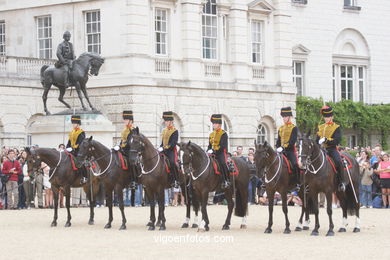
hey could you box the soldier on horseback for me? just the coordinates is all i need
[56,31,75,88]
[276,107,300,192]
[158,111,180,188]
[207,114,231,189]
[316,106,346,192]
[66,115,88,184]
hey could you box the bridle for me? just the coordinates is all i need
[128,136,161,177]
[298,138,325,174]
[257,148,282,185]
[181,149,211,181]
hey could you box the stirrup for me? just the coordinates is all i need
[338,183,346,192]
[292,184,300,193]
[80,177,88,184]
[221,180,231,189]
[171,181,180,189]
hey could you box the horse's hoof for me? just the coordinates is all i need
[303,226,310,230]
[326,231,335,236]
[181,223,189,228]
[159,225,166,231]
[222,225,230,230]
[51,222,57,227]
[205,226,210,231]
[192,224,198,228]
[295,227,302,231]
[338,228,346,233]
[264,228,272,234]
[283,228,291,234]
[104,224,111,229]
[310,231,319,236]
[46,111,51,116]
[64,222,71,228]
[88,220,94,225]
[156,221,161,227]
[148,226,155,231]
[240,224,247,229]
[353,227,360,233]
[146,222,153,227]
[119,225,126,230]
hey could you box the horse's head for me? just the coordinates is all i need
[127,127,143,165]
[254,140,273,172]
[178,141,194,174]
[25,147,42,177]
[298,130,315,169]
[76,136,94,167]
[87,53,104,76]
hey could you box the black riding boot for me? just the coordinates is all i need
[220,169,231,189]
[171,167,180,189]
[336,164,346,192]
[292,168,301,192]
[80,168,88,184]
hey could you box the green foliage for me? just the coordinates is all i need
[296,96,390,149]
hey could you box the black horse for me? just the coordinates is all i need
[40,52,104,115]
[179,141,249,231]
[76,136,138,230]
[298,131,360,236]
[25,147,101,227]
[254,141,300,234]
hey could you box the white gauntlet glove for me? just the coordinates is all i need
[113,145,120,151]
[158,147,164,152]
[319,138,326,145]
[276,147,283,153]
[207,149,213,154]
[66,147,73,152]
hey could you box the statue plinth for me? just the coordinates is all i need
[52,109,102,116]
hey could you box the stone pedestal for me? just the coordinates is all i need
[28,114,115,148]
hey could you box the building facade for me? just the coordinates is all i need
[0,0,389,149]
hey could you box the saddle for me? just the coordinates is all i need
[65,151,79,171]
[160,153,174,174]
[117,151,129,170]
[281,154,293,174]
[326,152,353,173]
[208,154,239,176]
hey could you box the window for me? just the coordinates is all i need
[36,16,52,59]
[292,0,308,4]
[340,65,353,100]
[347,135,356,148]
[251,20,263,64]
[293,61,304,96]
[0,21,5,55]
[344,0,361,10]
[257,124,268,144]
[202,0,217,59]
[85,10,101,54]
[155,9,168,55]
[358,66,364,102]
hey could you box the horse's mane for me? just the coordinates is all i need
[78,52,104,63]
[188,142,205,155]
[90,139,110,152]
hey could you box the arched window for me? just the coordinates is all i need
[256,124,268,144]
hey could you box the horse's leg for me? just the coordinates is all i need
[181,184,191,228]
[303,209,310,230]
[58,87,71,109]
[310,193,320,236]
[145,189,156,230]
[51,186,59,227]
[198,191,210,232]
[116,186,126,230]
[158,189,166,231]
[338,199,348,233]
[222,188,234,230]
[42,83,52,115]
[326,191,335,236]
[80,82,96,111]
[65,186,72,227]
[86,181,95,225]
[264,189,275,233]
[192,192,200,228]
[104,187,113,229]
[281,190,291,234]
[74,82,87,110]
[295,203,305,231]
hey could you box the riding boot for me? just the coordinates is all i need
[171,167,180,189]
[80,167,88,184]
[221,168,231,189]
[336,164,346,192]
[292,168,301,192]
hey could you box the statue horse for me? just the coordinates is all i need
[25,147,101,227]
[254,141,300,234]
[76,136,138,230]
[179,141,249,231]
[40,52,104,115]
[298,131,360,236]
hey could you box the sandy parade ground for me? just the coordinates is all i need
[0,204,389,260]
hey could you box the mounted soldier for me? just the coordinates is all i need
[207,114,231,189]
[158,111,180,188]
[276,106,300,192]
[56,31,76,88]
[66,115,88,184]
[316,106,346,192]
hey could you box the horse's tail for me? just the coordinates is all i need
[234,182,248,217]
[345,182,359,216]
[40,65,49,84]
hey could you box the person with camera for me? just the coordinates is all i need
[358,151,373,208]
[2,150,22,209]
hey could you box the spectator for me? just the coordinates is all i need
[358,151,373,208]
[370,145,382,167]
[18,150,27,209]
[58,144,65,151]
[287,191,302,206]
[42,162,53,208]
[33,159,44,209]
[248,147,255,155]
[236,146,246,161]
[2,150,22,209]
[232,151,238,157]
[172,186,185,206]
[247,153,258,204]
[375,152,390,208]
[22,155,34,209]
